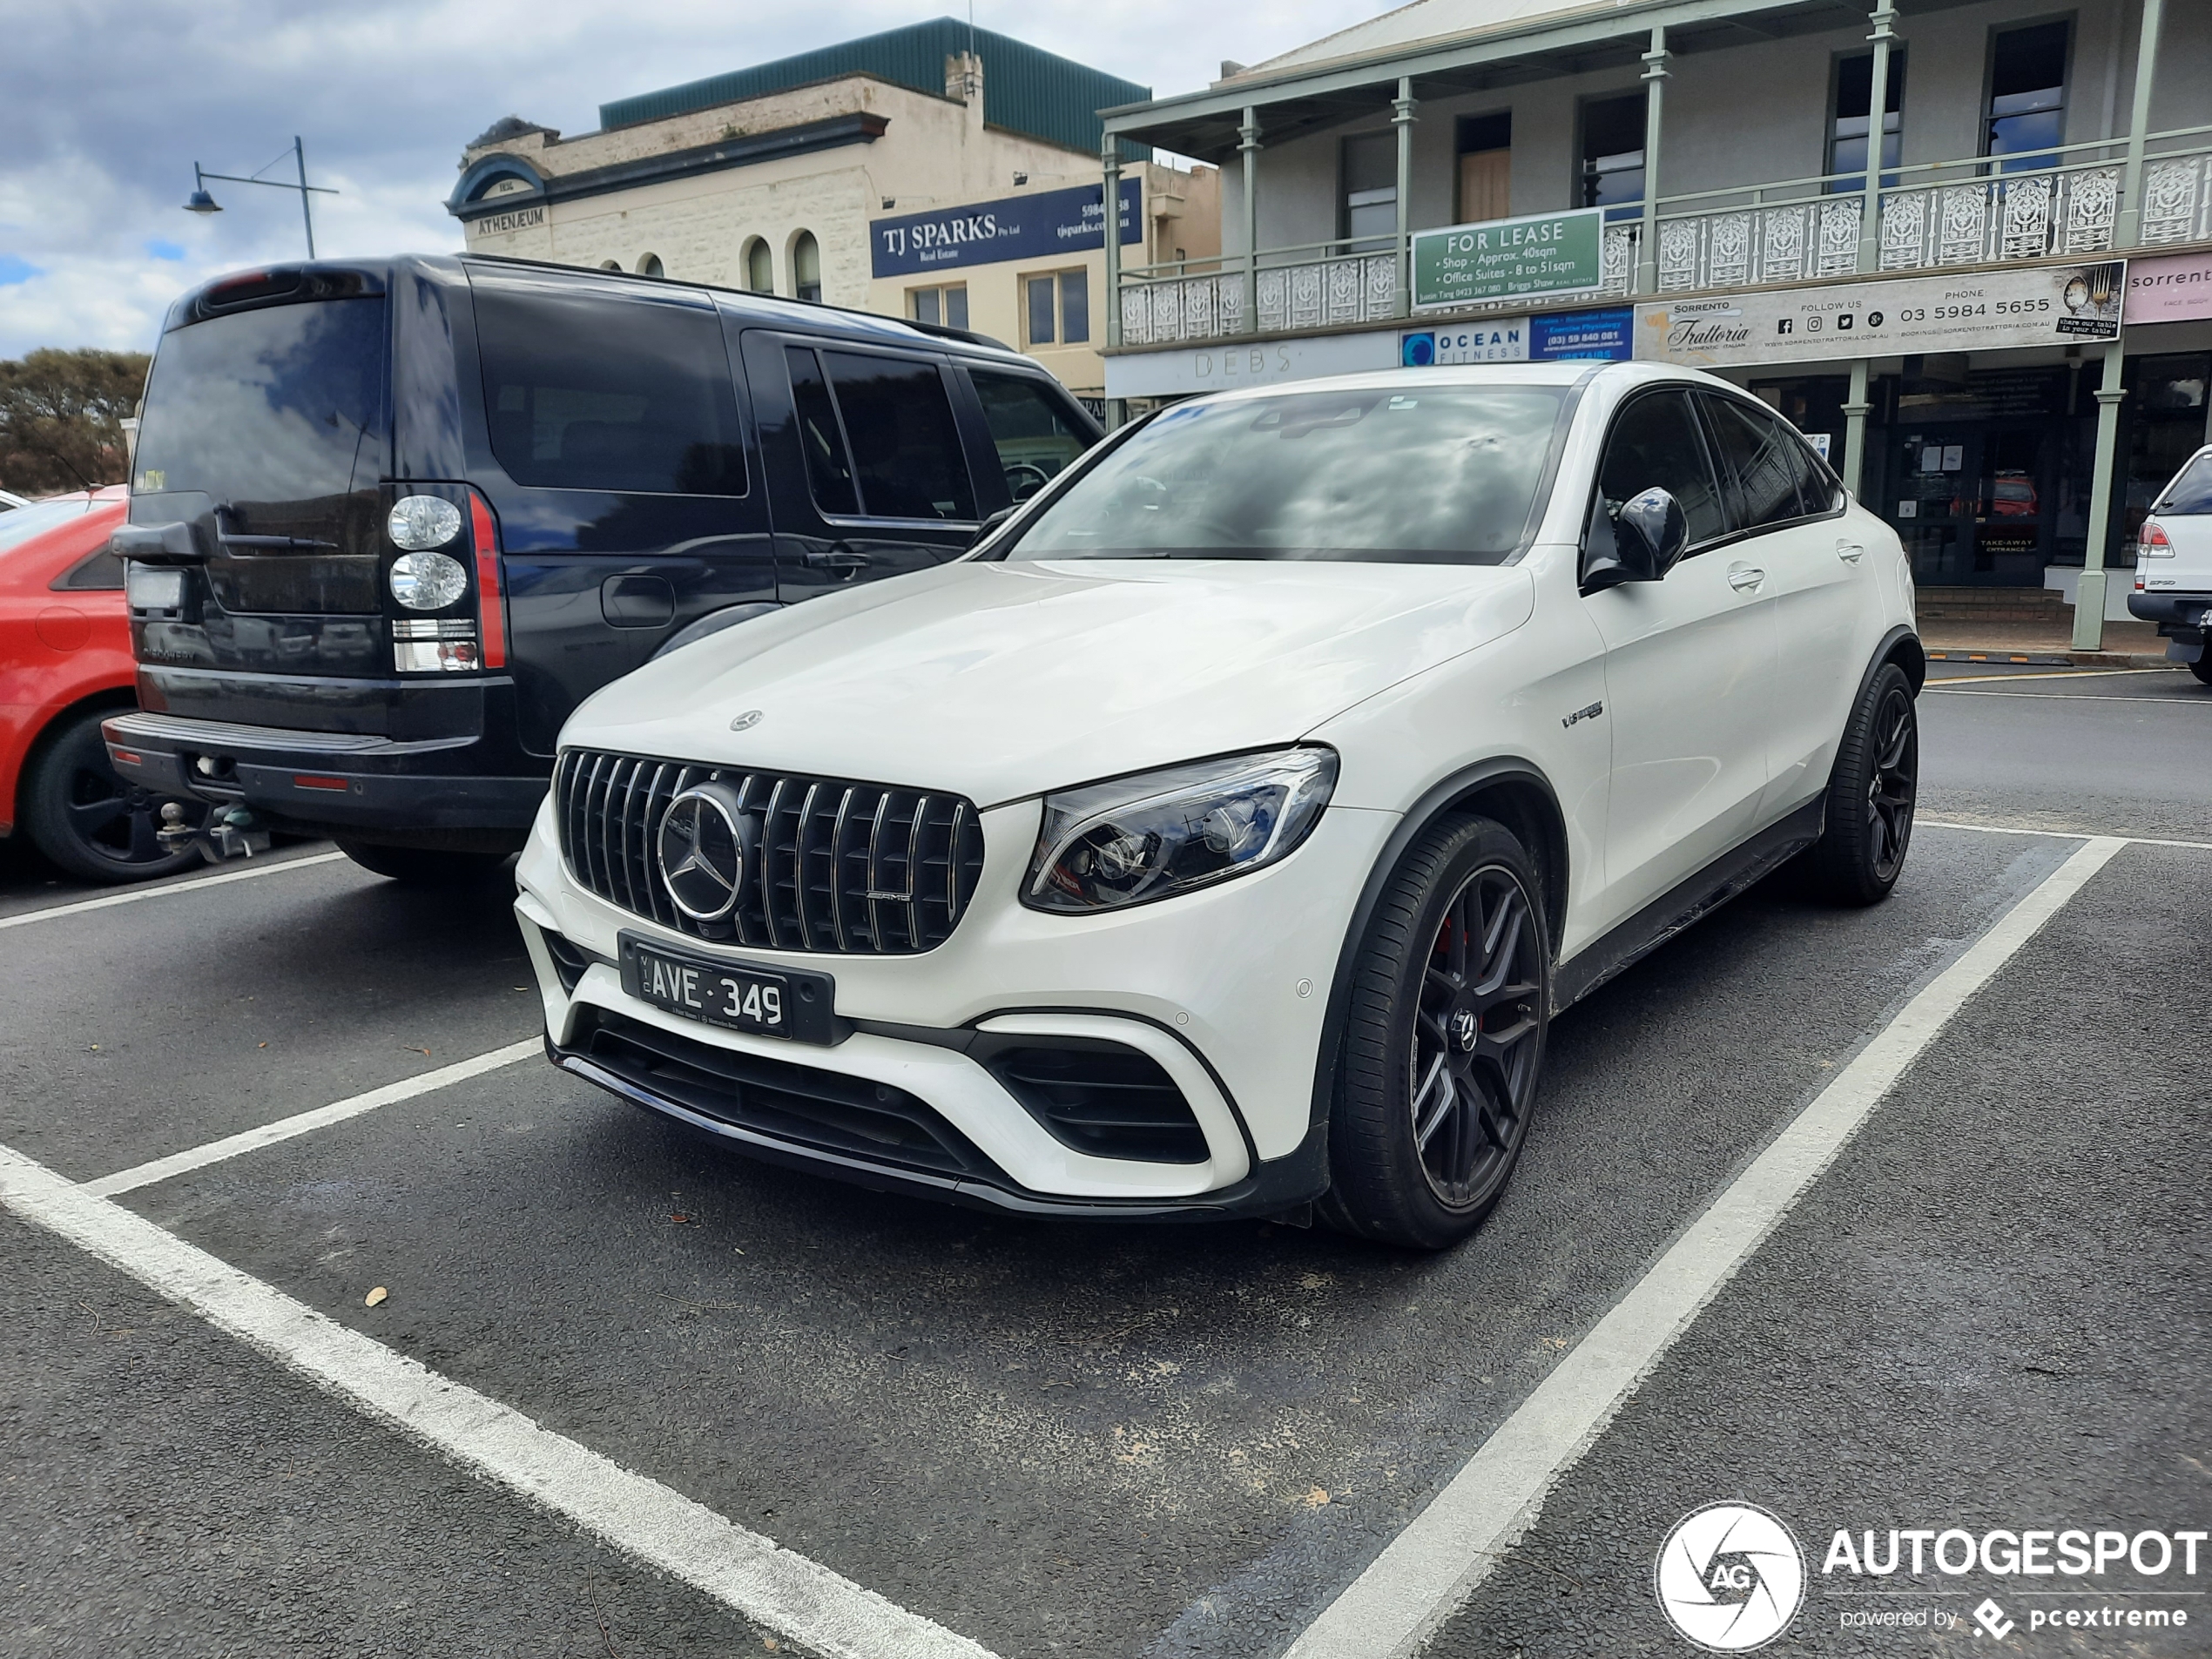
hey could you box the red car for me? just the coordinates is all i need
[1,487,199,882]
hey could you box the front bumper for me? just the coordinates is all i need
[104,709,549,840]
[516,788,1398,1218]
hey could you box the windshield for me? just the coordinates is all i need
[0,496,99,556]
[133,298,387,503]
[1000,384,1572,564]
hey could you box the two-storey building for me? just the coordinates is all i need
[448,19,1218,407]
[1096,0,2212,646]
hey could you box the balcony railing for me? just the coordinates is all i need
[1116,130,2212,351]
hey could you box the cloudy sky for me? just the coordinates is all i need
[0,0,1393,360]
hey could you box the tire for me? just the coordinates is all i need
[1807,662,1919,907]
[334,839,515,887]
[20,708,205,885]
[2188,655,2212,686]
[1321,815,1551,1251]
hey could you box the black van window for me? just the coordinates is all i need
[819,351,976,522]
[475,287,746,496]
[133,299,385,502]
[786,347,860,516]
[971,371,1091,501]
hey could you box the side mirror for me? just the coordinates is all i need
[1580,487,1689,594]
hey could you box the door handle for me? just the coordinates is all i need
[1727,563,1766,593]
[805,543,871,578]
[1837,540,1865,563]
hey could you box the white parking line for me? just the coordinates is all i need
[1921,819,2212,852]
[85,1038,543,1198]
[1282,836,2126,1659]
[0,850,348,932]
[1925,688,2202,705]
[0,1141,999,1659]
[1925,667,2177,685]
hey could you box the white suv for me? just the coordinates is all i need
[2131,443,2212,685]
[516,362,1922,1249]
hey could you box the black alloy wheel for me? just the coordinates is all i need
[1808,662,1919,907]
[1410,865,1545,1208]
[1324,814,1551,1250]
[2189,654,2212,686]
[21,708,205,884]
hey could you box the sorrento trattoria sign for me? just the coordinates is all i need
[1633,260,2124,369]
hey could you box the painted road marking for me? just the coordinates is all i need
[85,1039,543,1198]
[0,1141,1000,1659]
[0,850,348,932]
[1925,667,2179,685]
[1925,688,2205,705]
[1921,819,2212,852]
[1281,836,2127,1659]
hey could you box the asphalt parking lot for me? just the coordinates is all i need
[3,662,2206,1658]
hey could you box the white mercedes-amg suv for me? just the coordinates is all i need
[515,361,1921,1249]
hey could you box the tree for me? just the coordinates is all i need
[0,348,152,496]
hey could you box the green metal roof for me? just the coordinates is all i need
[598,18,1150,161]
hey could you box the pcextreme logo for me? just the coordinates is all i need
[1655,1503,1807,1652]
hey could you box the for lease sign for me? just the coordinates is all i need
[1412,209,1604,308]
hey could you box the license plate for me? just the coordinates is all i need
[618,934,837,1044]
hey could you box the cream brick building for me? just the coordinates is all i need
[449,19,1217,402]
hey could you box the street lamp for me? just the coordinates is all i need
[183,137,338,258]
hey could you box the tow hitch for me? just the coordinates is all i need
[158,800,272,864]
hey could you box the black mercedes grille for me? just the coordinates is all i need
[556,749,984,954]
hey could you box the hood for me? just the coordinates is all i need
[564,558,1535,806]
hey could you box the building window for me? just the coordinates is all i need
[597,260,621,272]
[910,284,969,329]
[1456,111,1512,225]
[1023,270,1089,347]
[743,238,772,293]
[1579,91,1646,219]
[1340,131,1397,249]
[1985,20,2070,172]
[636,253,664,279]
[792,232,822,302]
[1828,50,1905,192]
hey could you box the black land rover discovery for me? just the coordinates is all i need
[106,255,1100,883]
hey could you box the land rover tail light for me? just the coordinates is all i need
[470,490,507,669]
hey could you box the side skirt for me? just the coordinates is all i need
[1552,796,1826,1013]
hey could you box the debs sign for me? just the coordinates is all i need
[872,179,1140,279]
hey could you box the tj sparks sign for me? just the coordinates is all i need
[871,179,1139,279]
[1634,260,2125,369]
[1412,208,1604,309]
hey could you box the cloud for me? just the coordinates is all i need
[0,0,1386,359]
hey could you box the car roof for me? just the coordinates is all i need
[1174,360,1744,409]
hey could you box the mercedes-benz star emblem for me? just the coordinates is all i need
[729,709,764,732]
[1450,1008,1480,1052]
[656,782,751,921]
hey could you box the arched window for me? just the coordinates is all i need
[742,237,773,294]
[636,253,664,279]
[598,260,621,271]
[792,232,821,303]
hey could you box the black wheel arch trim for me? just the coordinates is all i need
[1301,757,1570,1172]
[1866,623,1926,697]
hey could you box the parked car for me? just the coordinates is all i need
[103,256,1102,884]
[515,362,1924,1248]
[1,487,204,881]
[2130,443,2212,685]
[0,489,33,511]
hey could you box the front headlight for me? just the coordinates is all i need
[1024,747,1338,914]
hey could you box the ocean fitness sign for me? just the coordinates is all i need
[1411,208,1604,308]
[871,179,1140,279]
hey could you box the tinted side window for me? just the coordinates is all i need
[971,371,1093,501]
[786,347,860,516]
[475,286,746,496]
[1704,396,1816,529]
[55,547,125,590]
[819,352,975,522]
[1596,391,1726,545]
